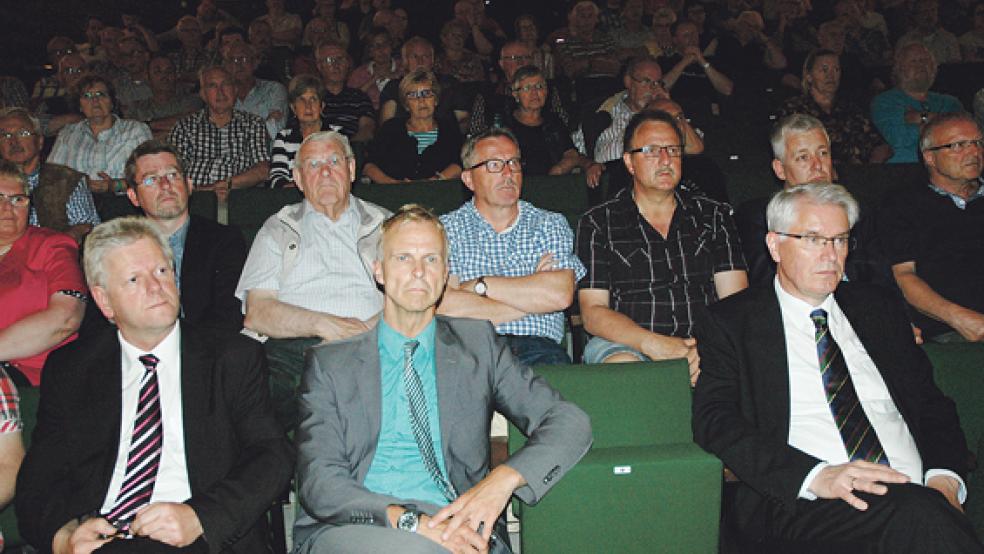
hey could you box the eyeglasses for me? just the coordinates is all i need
[468,157,523,173]
[140,170,184,188]
[81,90,108,100]
[300,154,348,171]
[50,47,75,58]
[513,82,547,93]
[0,129,37,140]
[924,139,984,153]
[319,56,347,66]
[63,67,84,75]
[627,144,684,158]
[0,193,30,208]
[502,54,534,62]
[775,231,854,250]
[630,75,666,89]
[226,56,251,65]
[405,89,435,100]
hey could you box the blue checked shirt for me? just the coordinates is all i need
[441,200,586,343]
[26,167,100,228]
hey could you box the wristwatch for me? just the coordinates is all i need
[474,276,488,297]
[920,112,930,125]
[397,504,421,533]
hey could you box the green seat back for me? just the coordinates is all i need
[352,180,465,216]
[521,174,590,229]
[95,192,218,222]
[227,188,304,247]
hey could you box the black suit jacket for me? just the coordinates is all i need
[692,283,968,526]
[16,322,294,554]
[180,215,247,334]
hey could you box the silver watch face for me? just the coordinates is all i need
[475,280,487,295]
[398,509,419,532]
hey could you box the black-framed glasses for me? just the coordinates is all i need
[775,231,854,250]
[0,129,37,140]
[630,75,666,89]
[468,157,523,173]
[924,139,984,153]
[0,193,30,208]
[513,82,547,93]
[405,89,435,100]
[627,144,684,158]
[140,170,184,188]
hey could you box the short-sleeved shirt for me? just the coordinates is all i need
[321,87,375,138]
[576,185,746,338]
[0,226,86,384]
[26,167,100,227]
[779,94,883,165]
[235,79,289,140]
[871,88,964,163]
[168,108,271,187]
[441,200,586,343]
[48,116,153,179]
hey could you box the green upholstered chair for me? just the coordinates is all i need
[351,179,466,216]
[508,360,722,553]
[95,191,218,222]
[0,386,40,549]
[521,174,590,230]
[227,188,303,247]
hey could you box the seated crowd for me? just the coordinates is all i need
[4,0,984,552]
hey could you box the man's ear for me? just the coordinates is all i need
[373,260,384,286]
[126,186,140,208]
[460,168,475,192]
[771,158,787,181]
[90,285,115,322]
[622,152,635,177]
[765,231,781,264]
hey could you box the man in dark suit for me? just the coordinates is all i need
[124,139,246,336]
[693,183,982,552]
[293,205,591,554]
[16,216,293,553]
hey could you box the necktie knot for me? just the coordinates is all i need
[810,309,829,331]
[138,354,159,372]
[403,340,419,358]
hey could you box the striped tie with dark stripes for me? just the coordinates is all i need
[810,309,889,465]
[104,353,164,529]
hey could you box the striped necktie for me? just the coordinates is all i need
[105,353,164,529]
[403,340,458,502]
[810,309,889,465]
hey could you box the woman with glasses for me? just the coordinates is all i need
[0,161,85,387]
[47,75,152,195]
[363,70,463,184]
[269,74,329,188]
[500,65,602,184]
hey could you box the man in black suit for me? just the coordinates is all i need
[124,139,246,336]
[16,216,293,553]
[693,183,983,552]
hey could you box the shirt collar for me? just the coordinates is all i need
[378,317,437,362]
[169,216,191,247]
[464,199,523,234]
[774,276,837,325]
[927,178,984,209]
[118,322,181,376]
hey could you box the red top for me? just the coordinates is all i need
[0,226,86,385]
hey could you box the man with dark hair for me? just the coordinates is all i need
[124,139,246,336]
[576,110,747,382]
[315,41,375,142]
[222,41,288,140]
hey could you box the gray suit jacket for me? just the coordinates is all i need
[292,316,592,547]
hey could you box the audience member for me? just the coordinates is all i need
[31,37,78,106]
[33,53,87,138]
[128,56,203,139]
[961,5,984,61]
[168,16,210,87]
[89,26,128,82]
[48,75,152,196]
[896,0,961,65]
[378,36,471,129]
[256,0,303,48]
[77,15,104,60]
[576,110,747,382]
[439,129,585,365]
[772,0,817,62]
[236,131,390,429]
[552,1,622,109]
[347,29,404,111]
[363,70,463,183]
[779,50,890,164]
[612,0,655,62]
[269,74,329,188]
[248,19,293,84]
[514,14,555,79]
[647,7,678,57]
[291,203,591,554]
[880,112,984,342]
[693,183,981,553]
[450,0,501,57]
[435,21,486,85]
[304,14,350,50]
[113,36,154,118]
[16,216,293,552]
[168,66,271,200]
[316,41,376,141]
[0,160,86,387]
[124,140,247,335]
[871,43,963,163]
[714,10,787,106]
[222,41,288,141]
[833,0,891,68]
[0,108,99,244]
[660,20,734,125]
[0,361,22,548]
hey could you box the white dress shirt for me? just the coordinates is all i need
[773,279,966,502]
[100,324,191,514]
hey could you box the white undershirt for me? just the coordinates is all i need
[100,324,191,514]
[773,279,965,502]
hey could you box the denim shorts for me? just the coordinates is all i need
[582,336,651,364]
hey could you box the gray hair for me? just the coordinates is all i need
[919,111,980,151]
[0,107,42,135]
[0,159,29,195]
[287,73,325,104]
[460,127,520,169]
[770,113,830,160]
[766,183,859,233]
[84,216,174,289]
[299,130,354,159]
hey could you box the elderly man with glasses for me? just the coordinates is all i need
[315,41,376,142]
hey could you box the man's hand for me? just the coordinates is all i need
[417,514,488,554]
[53,517,115,554]
[808,461,910,511]
[316,314,372,342]
[911,324,923,345]
[131,502,204,547]
[429,465,525,545]
[267,110,284,122]
[946,306,984,342]
[585,162,604,188]
[641,334,700,385]
[535,252,558,273]
[926,475,963,512]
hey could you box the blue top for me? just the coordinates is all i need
[363,319,449,507]
[871,88,964,163]
[168,217,191,291]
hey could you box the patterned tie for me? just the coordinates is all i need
[105,353,164,528]
[810,310,889,465]
[403,340,458,502]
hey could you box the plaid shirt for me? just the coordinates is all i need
[576,185,746,338]
[168,108,271,187]
[0,365,22,433]
[26,167,100,227]
[441,200,586,343]
[48,117,153,179]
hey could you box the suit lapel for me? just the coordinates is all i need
[178,322,214,494]
[435,318,472,460]
[354,327,383,448]
[746,288,793,432]
[88,330,125,488]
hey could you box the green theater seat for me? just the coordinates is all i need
[351,179,465,216]
[508,361,722,553]
[227,188,303,247]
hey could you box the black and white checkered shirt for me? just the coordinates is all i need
[576,184,747,338]
[168,108,271,187]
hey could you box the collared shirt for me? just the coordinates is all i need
[442,200,586,343]
[168,108,271,187]
[234,79,289,140]
[168,218,191,290]
[100,324,191,514]
[928,178,984,210]
[235,199,383,320]
[363,319,448,507]
[25,167,101,227]
[574,92,637,163]
[775,280,966,501]
[113,75,154,115]
[576,186,746,337]
[48,116,153,179]
[0,366,22,434]
[321,87,375,138]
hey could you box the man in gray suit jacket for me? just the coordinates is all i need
[293,205,592,554]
